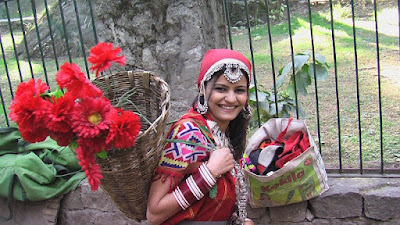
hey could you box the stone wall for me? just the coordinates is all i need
[92,0,227,121]
[1,177,399,225]
[14,0,227,121]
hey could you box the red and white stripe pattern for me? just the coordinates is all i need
[173,163,217,210]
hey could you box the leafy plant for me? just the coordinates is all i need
[277,51,329,99]
[249,51,329,127]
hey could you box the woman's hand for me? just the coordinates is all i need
[245,218,255,225]
[206,146,234,179]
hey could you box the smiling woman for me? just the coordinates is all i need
[146,49,254,225]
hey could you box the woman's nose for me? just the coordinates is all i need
[225,91,237,102]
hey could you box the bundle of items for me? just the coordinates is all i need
[242,118,310,176]
[8,42,171,221]
[241,118,329,208]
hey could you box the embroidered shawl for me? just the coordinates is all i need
[154,108,236,224]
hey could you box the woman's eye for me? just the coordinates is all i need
[215,87,226,91]
[235,88,246,93]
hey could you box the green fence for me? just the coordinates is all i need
[1,0,399,175]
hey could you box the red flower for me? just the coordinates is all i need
[14,78,49,98]
[47,93,75,146]
[77,135,107,154]
[75,146,103,191]
[71,97,112,139]
[9,79,51,143]
[49,131,75,147]
[106,108,141,149]
[87,42,126,77]
[56,62,103,99]
[9,43,135,191]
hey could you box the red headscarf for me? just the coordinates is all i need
[197,49,252,89]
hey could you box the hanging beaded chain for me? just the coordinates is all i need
[234,160,248,225]
[206,120,248,225]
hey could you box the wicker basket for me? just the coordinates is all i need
[92,70,170,221]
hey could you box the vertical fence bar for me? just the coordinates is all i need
[88,0,98,44]
[44,0,60,70]
[0,35,9,126]
[285,0,299,119]
[16,0,34,78]
[1,35,12,126]
[350,0,363,173]
[223,0,233,50]
[263,0,279,117]
[30,0,49,86]
[0,36,14,100]
[328,0,343,171]
[0,86,9,127]
[372,0,384,174]
[0,25,10,126]
[306,0,322,152]
[58,0,72,63]
[244,0,261,127]
[5,1,24,82]
[72,0,90,78]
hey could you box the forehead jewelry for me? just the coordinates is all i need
[202,58,250,84]
[223,63,244,83]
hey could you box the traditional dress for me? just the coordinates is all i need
[154,108,236,224]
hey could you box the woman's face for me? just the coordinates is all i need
[205,74,248,131]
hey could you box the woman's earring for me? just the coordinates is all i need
[243,106,251,120]
[197,95,208,114]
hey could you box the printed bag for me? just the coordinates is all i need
[243,118,329,208]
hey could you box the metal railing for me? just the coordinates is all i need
[1,0,399,176]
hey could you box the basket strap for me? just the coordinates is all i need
[104,76,115,99]
[142,71,150,89]
[127,71,135,89]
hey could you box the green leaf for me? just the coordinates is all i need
[97,149,108,159]
[293,54,310,70]
[286,67,311,98]
[249,89,268,102]
[269,102,284,116]
[308,64,328,81]
[280,62,292,77]
[52,89,65,99]
[259,100,270,112]
[41,88,64,100]
[314,53,327,64]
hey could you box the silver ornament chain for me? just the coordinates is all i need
[206,120,248,225]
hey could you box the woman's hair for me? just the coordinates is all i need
[192,68,250,160]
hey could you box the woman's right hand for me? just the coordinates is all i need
[206,146,235,179]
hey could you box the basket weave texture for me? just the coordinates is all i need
[92,70,170,221]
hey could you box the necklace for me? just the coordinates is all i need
[206,120,248,225]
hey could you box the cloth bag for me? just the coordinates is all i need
[0,127,85,220]
[243,118,329,208]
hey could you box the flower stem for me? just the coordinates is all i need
[165,139,214,150]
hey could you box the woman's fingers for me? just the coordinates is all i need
[206,147,234,178]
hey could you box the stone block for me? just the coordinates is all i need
[247,205,267,219]
[305,208,314,221]
[0,196,62,225]
[269,201,308,222]
[309,181,362,218]
[363,185,400,221]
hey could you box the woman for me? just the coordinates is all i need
[147,49,254,225]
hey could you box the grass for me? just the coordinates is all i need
[0,1,399,171]
[230,1,399,171]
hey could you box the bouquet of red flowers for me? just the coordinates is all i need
[9,42,141,191]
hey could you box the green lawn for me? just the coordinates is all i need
[230,2,399,170]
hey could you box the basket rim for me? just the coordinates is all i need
[93,70,171,141]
